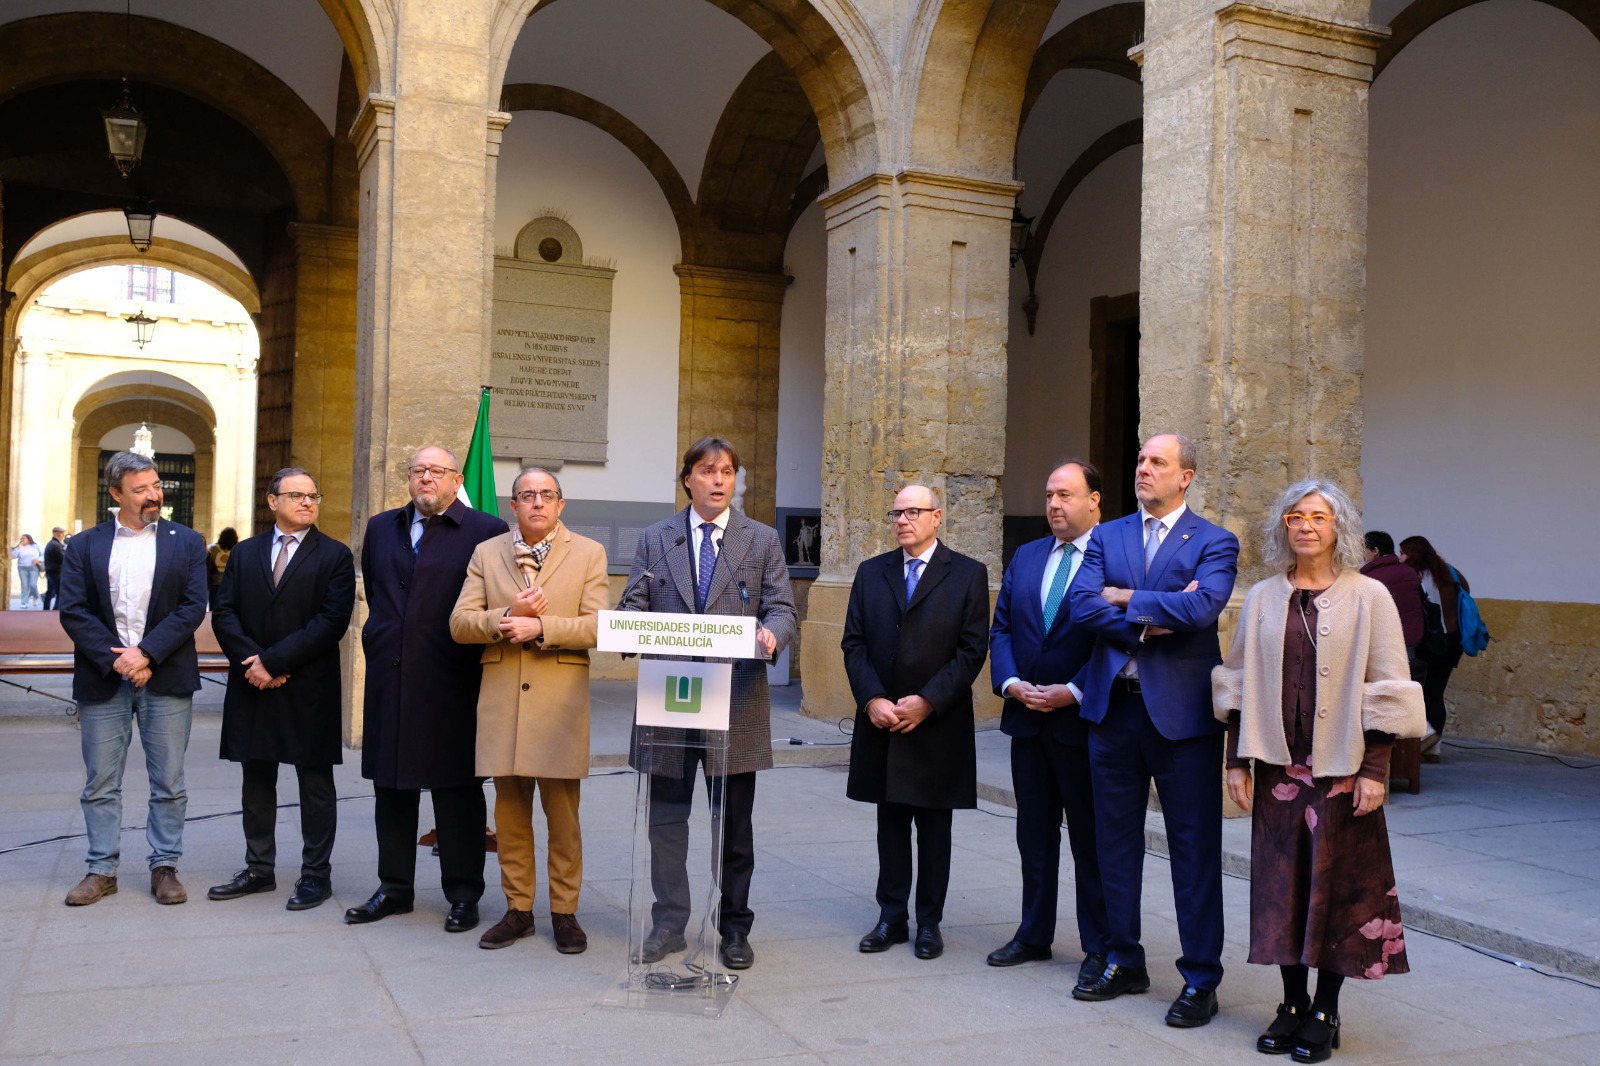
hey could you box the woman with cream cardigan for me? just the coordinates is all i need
[1213,480,1424,1063]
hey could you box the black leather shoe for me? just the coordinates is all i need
[343,890,414,924]
[1289,1009,1340,1063]
[1077,952,1108,987]
[1071,962,1151,1001]
[285,877,331,911]
[1257,1001,1309,1054]
[720,930,754,970]
[986,938,1051,967]
[913,925,944,960]
[444,900,480,933]
[1165,985,1220,1028]
[633,927,688,963]
[207,868,275,901]
[858,920,909,953]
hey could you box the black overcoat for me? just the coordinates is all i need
[212,525,356,767]
[359,498,507,789]
[842,541,990,809]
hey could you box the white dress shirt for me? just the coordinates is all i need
[1001,528,1093,703]
[902,539,938,581]
[1122,502,1189,679]
[271,526,308,571]
[108,519,159,648]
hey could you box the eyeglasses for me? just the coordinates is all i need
[1283,512,1333,529]
[273,491,324,504]
[407,465,458,481]
[513,489,560,504]
[887,508,934,522]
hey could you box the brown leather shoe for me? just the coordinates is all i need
[64,873,118,906]
[551,912,588,955]
[478,909,534,950]
[150,866,188,905]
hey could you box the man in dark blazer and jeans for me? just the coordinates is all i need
[58,450,208,907]
[622,437,796,971]
[208,468,355,910]
[843,484,990,961]
[346,446,507,933]
[987,460,1110,983]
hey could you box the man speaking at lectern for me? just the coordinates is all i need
[621,437,796,971]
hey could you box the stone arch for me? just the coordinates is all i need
[71,390,219,534]
[0,13,333,225]
[908,0,1060,180]
[1377,0,1600,76]
[1019,3,1143,127]
[496,0,883,188]
[313,0,392,99]
[499,83,696,260]
[694,51,822,270]
[1019,119,1141,292]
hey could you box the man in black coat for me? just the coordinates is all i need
[41,527,66,610]
[986,461,1109,983]
[57,451,207,907]
[842,484,990,961]
[208,468,356,911]
[346,446,508,933]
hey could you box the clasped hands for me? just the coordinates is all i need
[1004,680,1077,713]
[110,646,152,688]
[499,584,548,643]
[867,694,932,733]
[1101,579,1199,637]
[241,654,289,690]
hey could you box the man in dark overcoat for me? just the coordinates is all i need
[622,437,796,971]
[842,484,990,961]
[346,445,508,933]
[207,468,355,911]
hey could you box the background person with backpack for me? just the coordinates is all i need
[1400,536,1489,756]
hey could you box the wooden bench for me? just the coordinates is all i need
[0,611,230,674]
[1389,736,1422,795]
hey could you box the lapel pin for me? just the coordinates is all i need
[1182,534,1190,540]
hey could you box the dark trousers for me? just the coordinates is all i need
[1088,684,1225,990]
[875,801,953,928]
[42,570,60,610]
[241,759,336,881]
[1420,635,1462,735]
[373,782,486,905]
[647,761,757,937]
[1012,734,1108,954]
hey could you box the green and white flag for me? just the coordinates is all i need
[459,386,498,514]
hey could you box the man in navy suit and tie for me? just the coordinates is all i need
[1068,433,1239,1027]
[58,450,208,907]
[986,460,1109,984]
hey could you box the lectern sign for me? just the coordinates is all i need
[595,610,757,658]
[634,660,732,731]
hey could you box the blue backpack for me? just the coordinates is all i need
[1451,566,1490,656]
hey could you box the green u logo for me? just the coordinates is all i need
[664,675,703,714]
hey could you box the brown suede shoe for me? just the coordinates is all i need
[551,912,588,955]
[64,873,118,906]
[150,866,188,905]
[478,909,534,950]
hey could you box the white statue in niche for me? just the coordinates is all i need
[792,519,818,566]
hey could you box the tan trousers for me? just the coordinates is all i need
[493,776,582,913]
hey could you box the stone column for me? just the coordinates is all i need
[288,222,359,540]
[1137,1,1384,580]
[799,169,1015,719]
[672,264,791,527]
[8,346,66,577]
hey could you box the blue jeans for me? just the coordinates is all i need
[78,682,193,875]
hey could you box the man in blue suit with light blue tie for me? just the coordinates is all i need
[1068,433,1239,1028]
[987,460,1109,984]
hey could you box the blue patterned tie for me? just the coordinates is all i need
[1041,542,1075,631]
[695,522,717,611]
[905,558,924,605]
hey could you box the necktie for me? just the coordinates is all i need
[271,534,292,587]
[695,522,717,611]
[1144,516,1163,576]
[905,558,924,604]
[1041,542,1076,631]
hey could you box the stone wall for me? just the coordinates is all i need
[1448,600,1598,757]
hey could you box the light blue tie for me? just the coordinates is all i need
[1144,516,1162,576]
[695,522,717,611]
[905,558,924,605]
[1041,542,1075,631]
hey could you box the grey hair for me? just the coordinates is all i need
[1262,479,1366,573]
[1147,431,1198,473]
[267,467,315,495]
[104,451,157,492]
[409,445,459,468]
[512,465,563,499]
